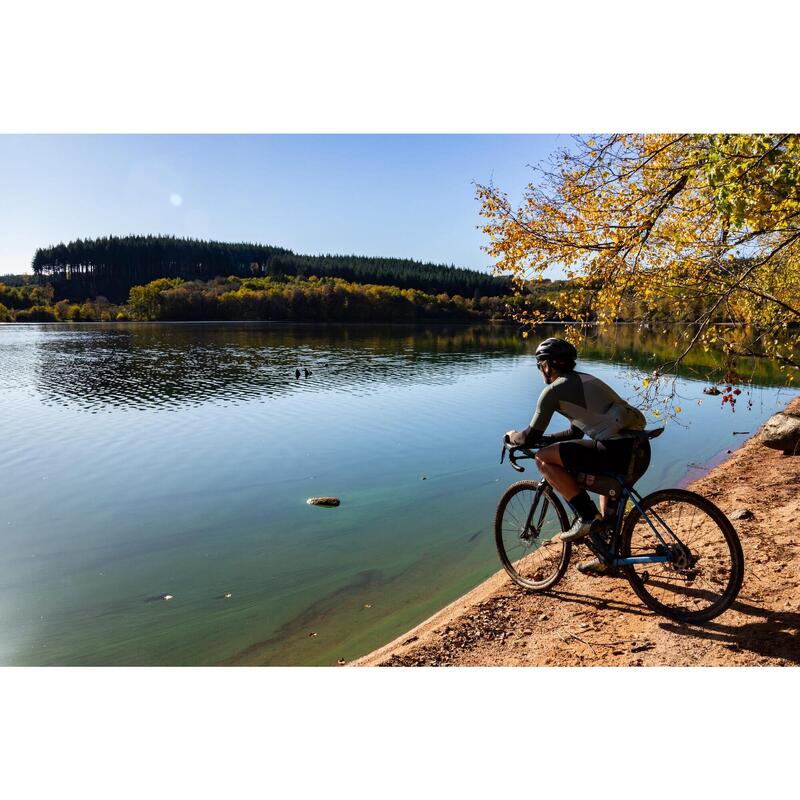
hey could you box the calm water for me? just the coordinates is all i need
[0,322,795,665]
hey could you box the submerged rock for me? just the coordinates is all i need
[306,497,341,507]
[761,411,800,454]
[145,593,175,603]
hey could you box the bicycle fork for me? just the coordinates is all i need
[521,483,549,541]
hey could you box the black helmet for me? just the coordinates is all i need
[535,337,577,366]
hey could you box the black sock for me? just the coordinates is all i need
[569,490,598,523]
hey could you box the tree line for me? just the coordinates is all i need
[127,275,533,323]
[2,275,528,323]
[31,235,512,303]
[1,271,742,325]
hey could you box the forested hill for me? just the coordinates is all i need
[32,235,511,302]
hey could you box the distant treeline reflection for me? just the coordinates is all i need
[28,323,791,412]
[32,324,526,411]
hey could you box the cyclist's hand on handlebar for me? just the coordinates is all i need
[504,429,529,447]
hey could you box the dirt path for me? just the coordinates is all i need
[355,397,800,667]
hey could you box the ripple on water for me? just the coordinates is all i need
[1,323,517,412]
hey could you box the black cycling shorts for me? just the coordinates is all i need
[559,437,650,482]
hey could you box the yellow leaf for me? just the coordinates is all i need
[642,378,650,388]
[675,406,682,413]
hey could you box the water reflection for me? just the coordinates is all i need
[22,323,526,411]
[7,322,790,413]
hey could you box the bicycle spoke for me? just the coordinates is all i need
[496,484,568,590]
[625,490,741,621]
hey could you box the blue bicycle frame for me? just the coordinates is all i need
[587,474,689,568]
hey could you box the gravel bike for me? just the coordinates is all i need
[496,434,744,623]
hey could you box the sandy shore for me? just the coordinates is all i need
[354,396,800,666]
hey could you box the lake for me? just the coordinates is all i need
[0,322,795,665]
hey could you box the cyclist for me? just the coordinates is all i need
[505,337,649,574]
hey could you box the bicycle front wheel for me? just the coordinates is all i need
[621,489,744,623]
[495,480,571,591]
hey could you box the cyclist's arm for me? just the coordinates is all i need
[524,384,559,444]
[507,385,568,447]
[539,424,584,445]
[508,423,583,448]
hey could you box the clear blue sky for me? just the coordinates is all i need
[0,134,565,275]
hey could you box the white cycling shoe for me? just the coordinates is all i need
[577,557,620,576]
[558,516,604,543]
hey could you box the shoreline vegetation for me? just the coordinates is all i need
[30,235,513,302]
[354,396,800,667]
[0,234,762,326]
[0,273,525,324]
[2,286,792,389]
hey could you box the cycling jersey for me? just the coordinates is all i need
[529,370,645,443]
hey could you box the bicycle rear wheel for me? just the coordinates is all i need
[494,480,571,591]
[621,489,744,623]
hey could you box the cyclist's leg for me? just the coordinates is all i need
[558,438,635,571]
[537,442,603,538]
[534,444,580,498]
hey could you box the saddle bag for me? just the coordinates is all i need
[575,472,623,498]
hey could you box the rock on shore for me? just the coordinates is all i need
[761,410,800,454]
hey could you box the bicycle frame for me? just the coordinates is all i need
[504,445,688,568]
[604,481,672,568]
